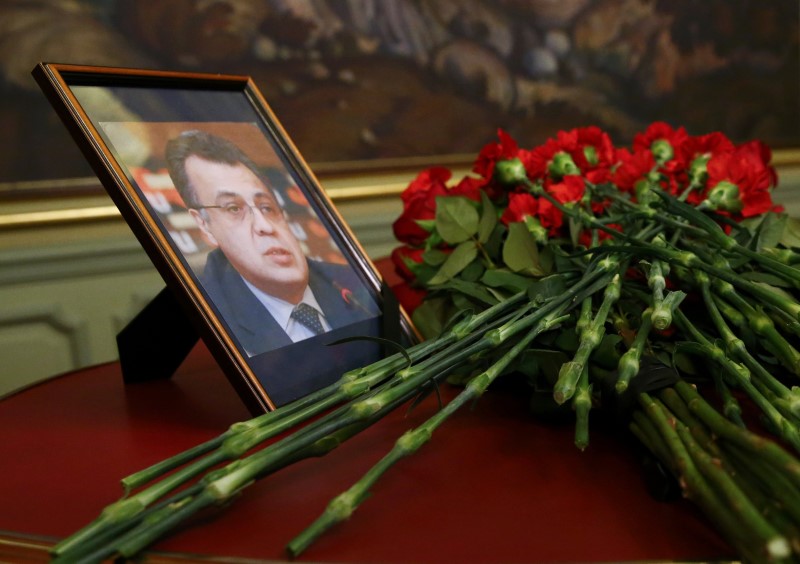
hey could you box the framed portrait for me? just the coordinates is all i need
[33,63,417,413]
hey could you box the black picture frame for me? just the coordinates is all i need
[33,63,417,414]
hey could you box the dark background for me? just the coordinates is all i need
[1,0,798,189]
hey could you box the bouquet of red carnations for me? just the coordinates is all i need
[388,122,800,562]
[53,123,800,563]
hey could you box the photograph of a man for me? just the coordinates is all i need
[165,129,379,357]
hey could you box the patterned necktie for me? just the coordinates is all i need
[291,302,325,335]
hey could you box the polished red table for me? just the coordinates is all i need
[0,344,735,563]
[0,258,735,562]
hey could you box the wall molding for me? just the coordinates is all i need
[0,238,153,287]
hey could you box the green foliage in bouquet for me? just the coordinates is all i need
[52,123,800,563]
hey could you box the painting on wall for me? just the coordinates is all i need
[1,0,798,195]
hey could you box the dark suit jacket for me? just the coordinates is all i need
[200,249,378,356]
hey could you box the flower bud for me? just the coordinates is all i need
[524,215,548,243]
[705,181,743,213]
[494,158,529,185]
[548,151,580,178]
[651,139,674,163]
[650,306,673,331]
[633,179,653,202]
[689,154,710,183]
[583,145,598,166]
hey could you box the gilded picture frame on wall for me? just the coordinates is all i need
[33,63,417,413]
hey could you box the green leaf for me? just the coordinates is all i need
[756,212,787,251]
[591,334,622,369]
[437,278,499,306]
[739,271,794,288]
[422,249,449,266]
[428,241,479,285]
[518,348,572,386]
[481,269,538,293]
[406,261,439,286]
[538,244,554,275]
[528,274,569,302]
[410,297,453,340]
[753,281,798,303]
[415,219,436,232]
[554,326,579,352]
[484,223,506,259]
[672,346,699,376]
[503,222,546,276]
[435,196,479,244]
[478,191,498,244]
[781,216,800,249]
[569,216,582,248]
[460,259,485,282]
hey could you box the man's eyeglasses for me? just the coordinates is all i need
[192,202,285,224]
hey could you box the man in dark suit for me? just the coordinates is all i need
[165,130,378,357]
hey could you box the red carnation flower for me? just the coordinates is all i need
[500,192,540,225]
[569,126,617,173]
[391,245,426,282]
[526,137,576,180]
[633,122,690,160]
[393,167,450,245]
[449,175,485,202]
[678,132,735,167]
[547,175,586,204]
[473,129,521,181]
[705,140,778,218]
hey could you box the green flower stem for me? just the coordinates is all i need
[712,292,751,335]
[103,382,438,560]
[554,273,622,404]
[287,309,568,557]
[95,291,571,562]
[630,410,673,469]
[675,380,800,488]
[573,364,592,450]
[71,294,572,561]
[75,294,535,546]
[764,247,800,266]
[572,297,594,450]
[615,308,652,394]
[712,279,800,377]
[712,369,746,428]
[54,343,456,558]
[118,332,459,495]
[674,310,800,452]
[726,443,800,526]
[646,236,668,304]
[637,393,765,563]
[52,480,207,563]
[650,290,685,332]
[575,296,593,336]
[657,388,718,457]
[768,308,800,339]
[733,245,800,289]
[701,277,800,418]
[602,190,710,241]
[657,190,800,287]
[56,493,211,563]
[121,436,225,494]
[597,242,800,322]
[674,420,791,559]
[520,177,631,242]
[54,298,533,559]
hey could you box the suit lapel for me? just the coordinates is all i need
[210,252,294,352]
[308,261,357,330]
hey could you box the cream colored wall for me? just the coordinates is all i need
[1,161,799,398]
